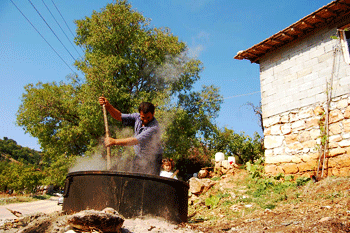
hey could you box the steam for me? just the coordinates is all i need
[69,127,135,173]
[69,51,194,174]
[69,152,106,172]
[141,50,193,92]
[154,52,189,82]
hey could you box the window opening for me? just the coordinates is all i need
[339,26,350,64]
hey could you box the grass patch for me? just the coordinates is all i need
[188,160,315,223]
[0,194,52,205]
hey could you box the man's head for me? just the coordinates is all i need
[139,102,155,126]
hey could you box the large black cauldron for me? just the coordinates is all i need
[62,171,189,223]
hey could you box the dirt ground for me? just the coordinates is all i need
[1,170,350,232]
[187,169,350,233]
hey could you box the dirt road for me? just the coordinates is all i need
[0,196,62,220]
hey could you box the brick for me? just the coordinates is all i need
[291,156,302,163]
[281,114,289,123]
[264,127,271,136]
[271,124,282,135]
[306,118,319,128]
[298,160,317,172]
[310,129,321,139]
[298,131,311,143]
[329,123,342,135]
[329,148,346,157]
[337,99,348,109]
[264,136,284,149]
[302,152,319,162]
[329,141,339,148]
[329,168,340,176]
[333,153,350,167]
[264,115,280,127]
[329,109,344,123]
[318,51,333,63]
[290,113,299,122]
[302,147,310,153]
[265,155,294,163]
[343,119,350,132]
[282,163,299,174]
[297,67,312,78]
[314,106,325,116]
[281,124,292,135]
[274,147,284,155]
[288,142,303,150]
[285,134,298,144]
[299,108,314,119]
[339,140,350,147]
[344,106,350,118]
[302,140,317,148]
[292,120,306,130]
[265,149,273,157]
[265,165,278,175]
[329,135,342,142]
[338,167,350,176]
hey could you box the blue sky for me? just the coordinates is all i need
[0,0,331,151]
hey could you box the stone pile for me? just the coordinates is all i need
[188,160,238,198]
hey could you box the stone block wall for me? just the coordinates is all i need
[259,27,350,118]
[259,25,350,176]
[264,94,350,177]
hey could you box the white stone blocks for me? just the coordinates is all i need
[263,93,350,176]
[264,135,284,149]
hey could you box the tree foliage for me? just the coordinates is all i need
[0,138,45,193]
[0,137,41,164]
[0,137,75,193]
[14,0,263,185]
[17,0,203,158]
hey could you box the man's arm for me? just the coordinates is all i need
[105,136,139,147]
[99,97,122,122]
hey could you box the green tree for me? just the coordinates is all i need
[207,127,263,164]
[163,85,222,159]
[17,0,203,158]
[0,162,44,193]
[0,137,41,165]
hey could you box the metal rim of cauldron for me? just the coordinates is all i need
[64,170,189,198]
[66,170,188,183]
[63,170,189,223]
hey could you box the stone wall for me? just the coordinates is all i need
[264,94,350,177]
[259,24,350,176]
[259,27,350,119]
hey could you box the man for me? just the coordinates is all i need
[99,97,162,175]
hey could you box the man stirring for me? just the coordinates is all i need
[99,97,162,175]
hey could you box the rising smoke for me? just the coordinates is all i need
[69,50,194,174]
[69,127,135,173]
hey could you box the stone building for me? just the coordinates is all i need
[235,0,350,177]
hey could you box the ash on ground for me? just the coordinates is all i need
[0,208,202,233]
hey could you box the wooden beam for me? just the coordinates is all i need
[338,1,350,9]
[324,8,337,17]
[301,21,314,28]
[290,27,303,34]
[312,14,326,22]
[270,37,283,43]
[281,32,294,39]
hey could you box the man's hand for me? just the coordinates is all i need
[105,136,139,147]
[99,96,110,107]
[104,136,115,147]
[98,96,122,122]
